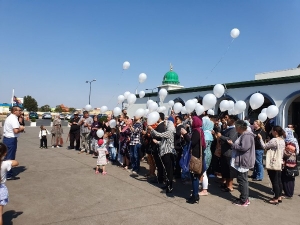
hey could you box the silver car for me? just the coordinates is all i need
[42,113,52,119]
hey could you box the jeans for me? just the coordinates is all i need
[130,144,141,172]
[252,150,264,180]
[191,173,199,196]
[3,137,18,178]
[109,147,116,161]
[237,171,249,202]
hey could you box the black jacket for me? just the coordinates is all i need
[220,127,238,157]
[174,124,185,151]
[253,128,267,150]
[151,121,166,152]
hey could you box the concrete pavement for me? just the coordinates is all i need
[3,127,300,225]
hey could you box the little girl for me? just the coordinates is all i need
[95,139,108,175]
[0,143,19,225]
[39,125,50,149]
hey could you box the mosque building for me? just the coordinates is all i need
[128,64,300,130]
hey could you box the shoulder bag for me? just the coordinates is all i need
[265,139,282,171]
[189,131,203,175]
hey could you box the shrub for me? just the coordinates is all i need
[31,118,36,122]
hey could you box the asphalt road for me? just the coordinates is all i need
[24,119,70,127]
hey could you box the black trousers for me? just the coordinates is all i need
[70,131,80,150]
[161,153,175,188]
[153,150,164,183]
[268,170,283,199]
[174,148,182,178]
[281,170,295,197]
[40,136,47,148]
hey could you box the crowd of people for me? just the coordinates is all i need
[48,108,299,206]
[0,105,299,224]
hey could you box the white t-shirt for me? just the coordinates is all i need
[3,114,20,138]
[1,161,12,183]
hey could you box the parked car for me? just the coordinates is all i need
[59,113,65,120]
[29,112,39,119]
[65,114,71,120]
[42,112,52,119]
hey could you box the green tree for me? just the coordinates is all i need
[69,107,75,113]
[23,95,38,112]
[39,104,51,112]
[54,105,62,113]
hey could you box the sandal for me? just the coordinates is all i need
[199,191,208,196]
[95,171,99,174]
[266,200,278,205]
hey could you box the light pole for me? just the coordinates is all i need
[86,79,96,105]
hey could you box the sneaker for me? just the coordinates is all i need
[56,146,60,148]
[80,149,85,152]
[102,171,107,175]
[233,199,250,207]
[40,147,43,149]
[131,171,138,176]
[52,146,55,148]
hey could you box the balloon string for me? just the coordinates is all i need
[199,38,235,88]
[105,69,124,106]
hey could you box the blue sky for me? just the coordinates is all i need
[1,0,300,109]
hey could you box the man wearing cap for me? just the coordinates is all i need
[2,106,24,180]
[68,112,81,150]
[78,111,93,154]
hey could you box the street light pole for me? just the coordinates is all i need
[86,79,96,105]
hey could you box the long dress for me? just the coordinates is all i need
[120,128,131,159]
[51,118,62,146]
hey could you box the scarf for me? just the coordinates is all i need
[192,116,206,150]
[121,119,132,132]
[202,117,214,141]
[284,128,299,154]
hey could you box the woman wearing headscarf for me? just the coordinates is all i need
[119,119,132,171]
[148,120,176,194]
[281,128,299,198]
[199,117,214,196]
[181,116,206,204]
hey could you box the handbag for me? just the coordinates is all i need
[265,139,282,171]
[189,131,203,174]
[284,166,299,178]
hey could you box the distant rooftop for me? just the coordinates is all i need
[255,68,300,80]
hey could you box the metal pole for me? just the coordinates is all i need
[89,82,92,105]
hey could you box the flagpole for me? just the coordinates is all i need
[11,89,14,107]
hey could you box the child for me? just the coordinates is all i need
[95,139,108,175]
[0,143,19,225]
[108,128,117,162]
[39,125,50,149]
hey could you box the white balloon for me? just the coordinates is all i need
[138,73,147,83]
[96,129,104,138]
[181,106,187,114]
[159,88,168,102]
[195,103,204,116]
[117,95,125,103]
[261,108,267,114]
[258,113,267,122]
[149,102,158,112]
[207,109,214,115]
[234,101,246,114]
[85,104,92,111]
[230,28,240,39]
[228,100,235,110]
[185,99,196,113]
[157,107,162,113]
[124,91,131,99]
[168,100,174,107]
[192,98,198,103]
[100,106,108,113]
[139,91,145,98]
[135,108,145,119]
[123,61,130,70]
[228,108,238,115]
[113,107,121,117]
[173,102,183,114]
[144,109,149,116]
[127,94,137,105]
[219,100,229,112]
[109,119,117,128]
[203,93,217,110]
[213,84,225,98]
[266,105,279,119]
[250,93,264,110]
[146,99,154,107]
[147,111,160,125]
[161,106,166,112]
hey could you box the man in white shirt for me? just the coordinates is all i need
[2,106,24,180]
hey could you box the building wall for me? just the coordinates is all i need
[127,81,300,128]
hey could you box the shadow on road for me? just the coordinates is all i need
[3,210,23,225]
[13,166,27,176]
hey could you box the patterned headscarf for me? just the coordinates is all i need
[284,128,299,154]
[192,116,206,150]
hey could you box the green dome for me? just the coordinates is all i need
[162,70,180,85]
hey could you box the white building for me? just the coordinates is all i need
[127,66,300,129]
